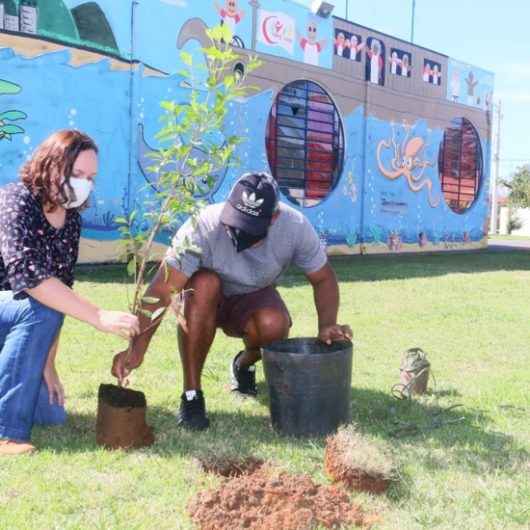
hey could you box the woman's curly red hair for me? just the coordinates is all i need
[20,130,98,212]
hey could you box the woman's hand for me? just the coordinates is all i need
[43,364,65,407]
[95,310,140,340]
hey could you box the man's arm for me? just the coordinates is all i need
[306,263,352,344]
[111,261,189,384]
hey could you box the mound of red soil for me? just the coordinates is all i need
[325,438,390,494]
[188,466,376,530]
[199,457,264,477]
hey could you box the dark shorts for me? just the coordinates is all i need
[216,286,291,338]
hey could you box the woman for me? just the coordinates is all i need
[0,130,139,455]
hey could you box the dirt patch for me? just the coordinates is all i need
[198,456,264,477]
[188,466,377,530]
[324,428,395,494]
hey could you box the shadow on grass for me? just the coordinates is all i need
[254,381,527,476]
[34,407,322,460]
[34,384,528,485]
[348,387,529,474]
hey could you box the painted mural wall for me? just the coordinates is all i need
[0,0,494,262]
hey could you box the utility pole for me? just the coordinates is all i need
[345,0,349,20]
[491,100,503,234]
[410,0,416,43]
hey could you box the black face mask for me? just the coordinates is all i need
[225,226,266,252]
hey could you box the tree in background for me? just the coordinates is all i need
[503,164,530,209]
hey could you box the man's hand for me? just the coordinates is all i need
[43,364,65,407]
[111,348,145,387]
[318,324,352,345]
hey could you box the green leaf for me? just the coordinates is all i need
[151,307,166,321]
[0,110,27,121]
[0,80,21,95]
[1,124,24,135]
[127,258,137,277]
[142,296,160,305]
[139,308,153,318]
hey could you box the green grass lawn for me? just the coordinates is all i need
[489,234,530,241]
[1,251,529,530]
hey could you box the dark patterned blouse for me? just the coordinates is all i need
[0,182,81,298]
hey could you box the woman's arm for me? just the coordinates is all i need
[27,277,139,339]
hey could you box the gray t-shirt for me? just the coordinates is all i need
[165,201,327,297]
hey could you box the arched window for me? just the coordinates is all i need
[438,117,483,213]
[265,80,345,208]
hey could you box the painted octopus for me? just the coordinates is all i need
[377,130,440,208]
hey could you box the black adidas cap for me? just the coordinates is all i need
[220,172,279,235]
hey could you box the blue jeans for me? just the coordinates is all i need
[0,291,66,442]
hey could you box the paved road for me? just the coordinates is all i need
[487,238,530,252]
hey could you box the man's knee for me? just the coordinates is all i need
[245,308,290,346]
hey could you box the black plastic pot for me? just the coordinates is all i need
[262,338,352,437]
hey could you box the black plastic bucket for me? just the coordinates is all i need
[262,338,352,437]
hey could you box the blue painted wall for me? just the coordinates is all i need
[0,0,493,260]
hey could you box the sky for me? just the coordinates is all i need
[297,0,530,182]
[66,0,530,182]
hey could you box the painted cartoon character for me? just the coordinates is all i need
[366,39,383,84]
[335,31,346,57]
[432,64,441,85]
[423,62,431,83]
[349,34,365,61]
[299,22,326,66]
[389,51,399,75]
[401,54,410,77]
[215,0,244,35]
[377,129,440,208]
[450,69,460,102]
[465,71,478,105]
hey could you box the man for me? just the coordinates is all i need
[112,173,351,430]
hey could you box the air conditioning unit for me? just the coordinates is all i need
[311,1,335,18]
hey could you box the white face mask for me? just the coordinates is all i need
[63,177,93,209]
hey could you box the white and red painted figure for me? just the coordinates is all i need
[299,22,326,66]
[366,39,383,85]
[389,50,411,77]
[349,34,365,61]
[215,0,244,35]
[389,50,399,75]
[423,62,431,83]
[432,64,441,86]
[401,54,411,77]
[334,31,346,57]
